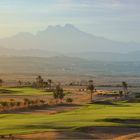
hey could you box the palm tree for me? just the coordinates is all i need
[122,81,128,97]
[36,75,44,88]
[18,80,22,87]
[0,79,3,87]
[43,81,48,88]
[48,79,52,89]
[59,88,65,103]
[87,80,95,102]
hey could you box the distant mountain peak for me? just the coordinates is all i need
[45,24,78,31]
[64,24,77,29]
[37,24,80,36]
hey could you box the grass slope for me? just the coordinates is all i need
[0,102,140,135]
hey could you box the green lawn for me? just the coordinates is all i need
[0,102,140,135]
[0,87,52,96]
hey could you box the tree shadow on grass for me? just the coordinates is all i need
[96,118,140,125]
[0,89,21,95]
[16,123,74,131]
[92,101,130,107]
[77,125,140,139]
[0,115,10,119]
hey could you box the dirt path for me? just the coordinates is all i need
[1,104,82,115]
[20,104,82,115]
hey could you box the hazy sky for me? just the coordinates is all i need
[0,0,140,43]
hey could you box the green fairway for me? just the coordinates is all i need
[0,102,140,135]
[0,87,52,96]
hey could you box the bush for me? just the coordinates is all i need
[135,98,140,102]
[16,102,21,107]
[128,98,140,103]
[10,99,15,102]
[0,102,9,107]
[66,98,73,103]
[39,100,46,104]
[23,98,31,106]
[24,98,30,103]
[9,102,16,107]
[135,93,140,98]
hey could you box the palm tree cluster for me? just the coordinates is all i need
[33,75,53,89]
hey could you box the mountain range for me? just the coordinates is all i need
[0,24,140,61]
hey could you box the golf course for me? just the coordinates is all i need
[0,86,139,139]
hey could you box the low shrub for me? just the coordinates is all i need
[66,98,73,103]
[135,93,140,98]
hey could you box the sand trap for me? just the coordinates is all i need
[115,133,140,140]
[14,126,140,140]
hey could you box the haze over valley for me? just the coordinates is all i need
[0,24,140,75]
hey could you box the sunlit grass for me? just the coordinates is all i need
[0,102,139,135]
